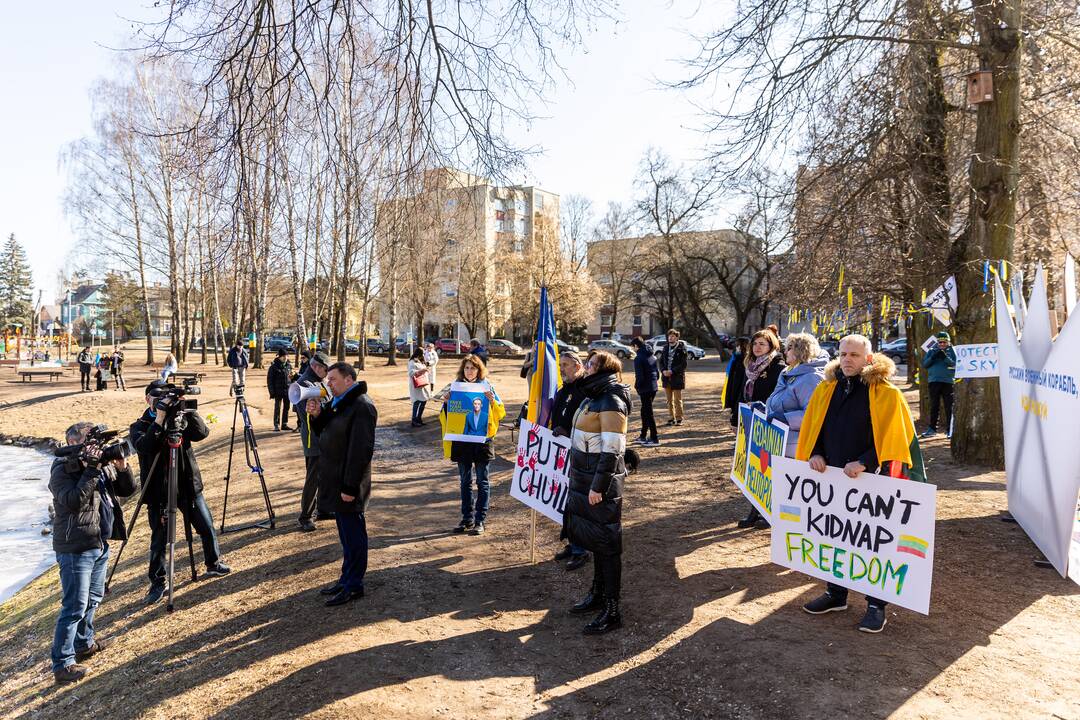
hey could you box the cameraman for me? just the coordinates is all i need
[49,422,137,684]
[227,340,249,396]
[130,379,230,604]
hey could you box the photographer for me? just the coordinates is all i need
[130,379,230,604]
[49,422,137,684]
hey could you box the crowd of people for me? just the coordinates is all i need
[47,324,934,684]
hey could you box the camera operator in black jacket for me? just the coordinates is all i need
[49,422,138,684]
[130,379,230,604]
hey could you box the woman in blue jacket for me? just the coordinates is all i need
[765,333,830,458]
[630,337,660,446]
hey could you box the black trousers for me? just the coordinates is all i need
[273,397,290,428]
[826,582,887,610]
[638,391,658,440]
[592,552,622,600]
[927,381,954,432]
[299,455,319,523]
[411,400,427,423]
[147,492,220,586]
[79,366,91,390]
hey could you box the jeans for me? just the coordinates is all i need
[458,461,490,524]
[638,390,658,440]
[335,512,368,592]
[927,381,954,432]
[148,492,220,586]
[411,400,427,424]
[273,397,291,428]
[298,455,320,523]
[51,544,108,671]
[826,582,887,610]
[664,387,684,422]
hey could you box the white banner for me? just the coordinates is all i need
[511,420,572,525]
[769,456,938,614]
[923,275,958,327]
[954,343,999,379]
[996,269,1080,582]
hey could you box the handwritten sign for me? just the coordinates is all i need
[511,420,572,524]
[769,456,937,614]
[736,409,788,516]
[730,403,754,487]
[955,343,999,379]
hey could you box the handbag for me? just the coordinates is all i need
[412,370,430,388]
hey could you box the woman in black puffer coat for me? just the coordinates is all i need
[563,350,631,635]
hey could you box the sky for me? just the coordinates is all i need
[0,1,737,304]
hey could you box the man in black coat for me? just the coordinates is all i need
[49,422,138,683]
[550,351,592,570]
[266,348,294,431]
[658,329,688,425]
[306,361,378,606]
[130,380,230,604]
[77,346,93,391]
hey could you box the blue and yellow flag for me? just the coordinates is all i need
[527,287,562,428]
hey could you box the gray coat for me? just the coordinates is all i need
[764,351,830,456]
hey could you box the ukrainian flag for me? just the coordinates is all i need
[527,287,562,428]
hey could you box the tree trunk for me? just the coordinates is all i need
[949,0,1021,468]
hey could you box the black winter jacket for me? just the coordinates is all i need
[550,376,590,437]
[130,408,211,507]
[659,341,688,390]
[49,457,138,554]
[310,381,378,514]
[563,372,631,556]
[633,347,659,394]
[266,357,293,399]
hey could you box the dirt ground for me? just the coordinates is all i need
[0,352,1077,720]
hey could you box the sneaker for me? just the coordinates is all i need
[144,584,167,604]
[205,562,232,577]
[553,545,574,561]
[274,426,281,432]
[281,425,293,431]
[666,419,677,426]
[675,419,683,426]
[298,518,317,532]
[803,592,849,615]
[566,553,590,571]
[631,436,647,445]
[75,637,112,662]
[641,439,661,447]
[857,605,887,633]
[919,428,937,438]
[54,664,89,684]
[470,522,486,536]
[453,520,474,534]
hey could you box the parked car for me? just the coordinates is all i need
[365,338,388,354]
[434,338,468,353]
[651,340,706,360]
[264,336,295,353]
[487,338,524,356]
[587,338,634,359]
[554,338,580,355]
[879,337,908,365]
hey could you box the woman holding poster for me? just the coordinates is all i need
[440,355,505,536]
[737,328,784,528]
[563,350,632,635]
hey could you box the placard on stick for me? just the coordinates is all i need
[511,420,572,525]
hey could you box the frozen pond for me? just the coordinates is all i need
[0,445,55,604]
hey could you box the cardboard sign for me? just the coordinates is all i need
[769,456,938,614]
[954,343,999,379]
[736,409,789,516]
[730,403,754,487]
[442,381,493,443]
[511,420,571,524]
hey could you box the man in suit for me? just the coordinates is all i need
[464,397,486,436]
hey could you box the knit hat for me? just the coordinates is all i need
[310,351,331,368]
[935,331,951,341]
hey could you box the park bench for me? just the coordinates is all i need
[17,367,65,382]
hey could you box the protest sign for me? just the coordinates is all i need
[1070,494,1080,586]
[922,275,958,326]
[735,409,789,516]
[441,381,493,443]
[920,335,938,354]
[511,420,572,524]
[729,403,754,487]
[995,269,1080,583]
[954,343,999,379]
[769,456,938,614]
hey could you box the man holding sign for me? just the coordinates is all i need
[795,335,923,633]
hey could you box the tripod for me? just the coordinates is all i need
[106,411,197,613]
[219,385,276,533]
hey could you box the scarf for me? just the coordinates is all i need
[743,352,776,401]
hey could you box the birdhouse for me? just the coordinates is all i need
[967,70,993,105]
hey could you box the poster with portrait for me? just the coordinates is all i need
[441,381,493,443]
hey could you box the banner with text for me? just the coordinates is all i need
[954,343,999,379]
[511,419,572,524]
[736,409,789,516]
[769,456,938,614]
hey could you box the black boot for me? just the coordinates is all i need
[583,597,622,635]
[569,576,604,615]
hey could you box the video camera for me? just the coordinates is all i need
[55,424,135,464]
[149,377,202,412]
